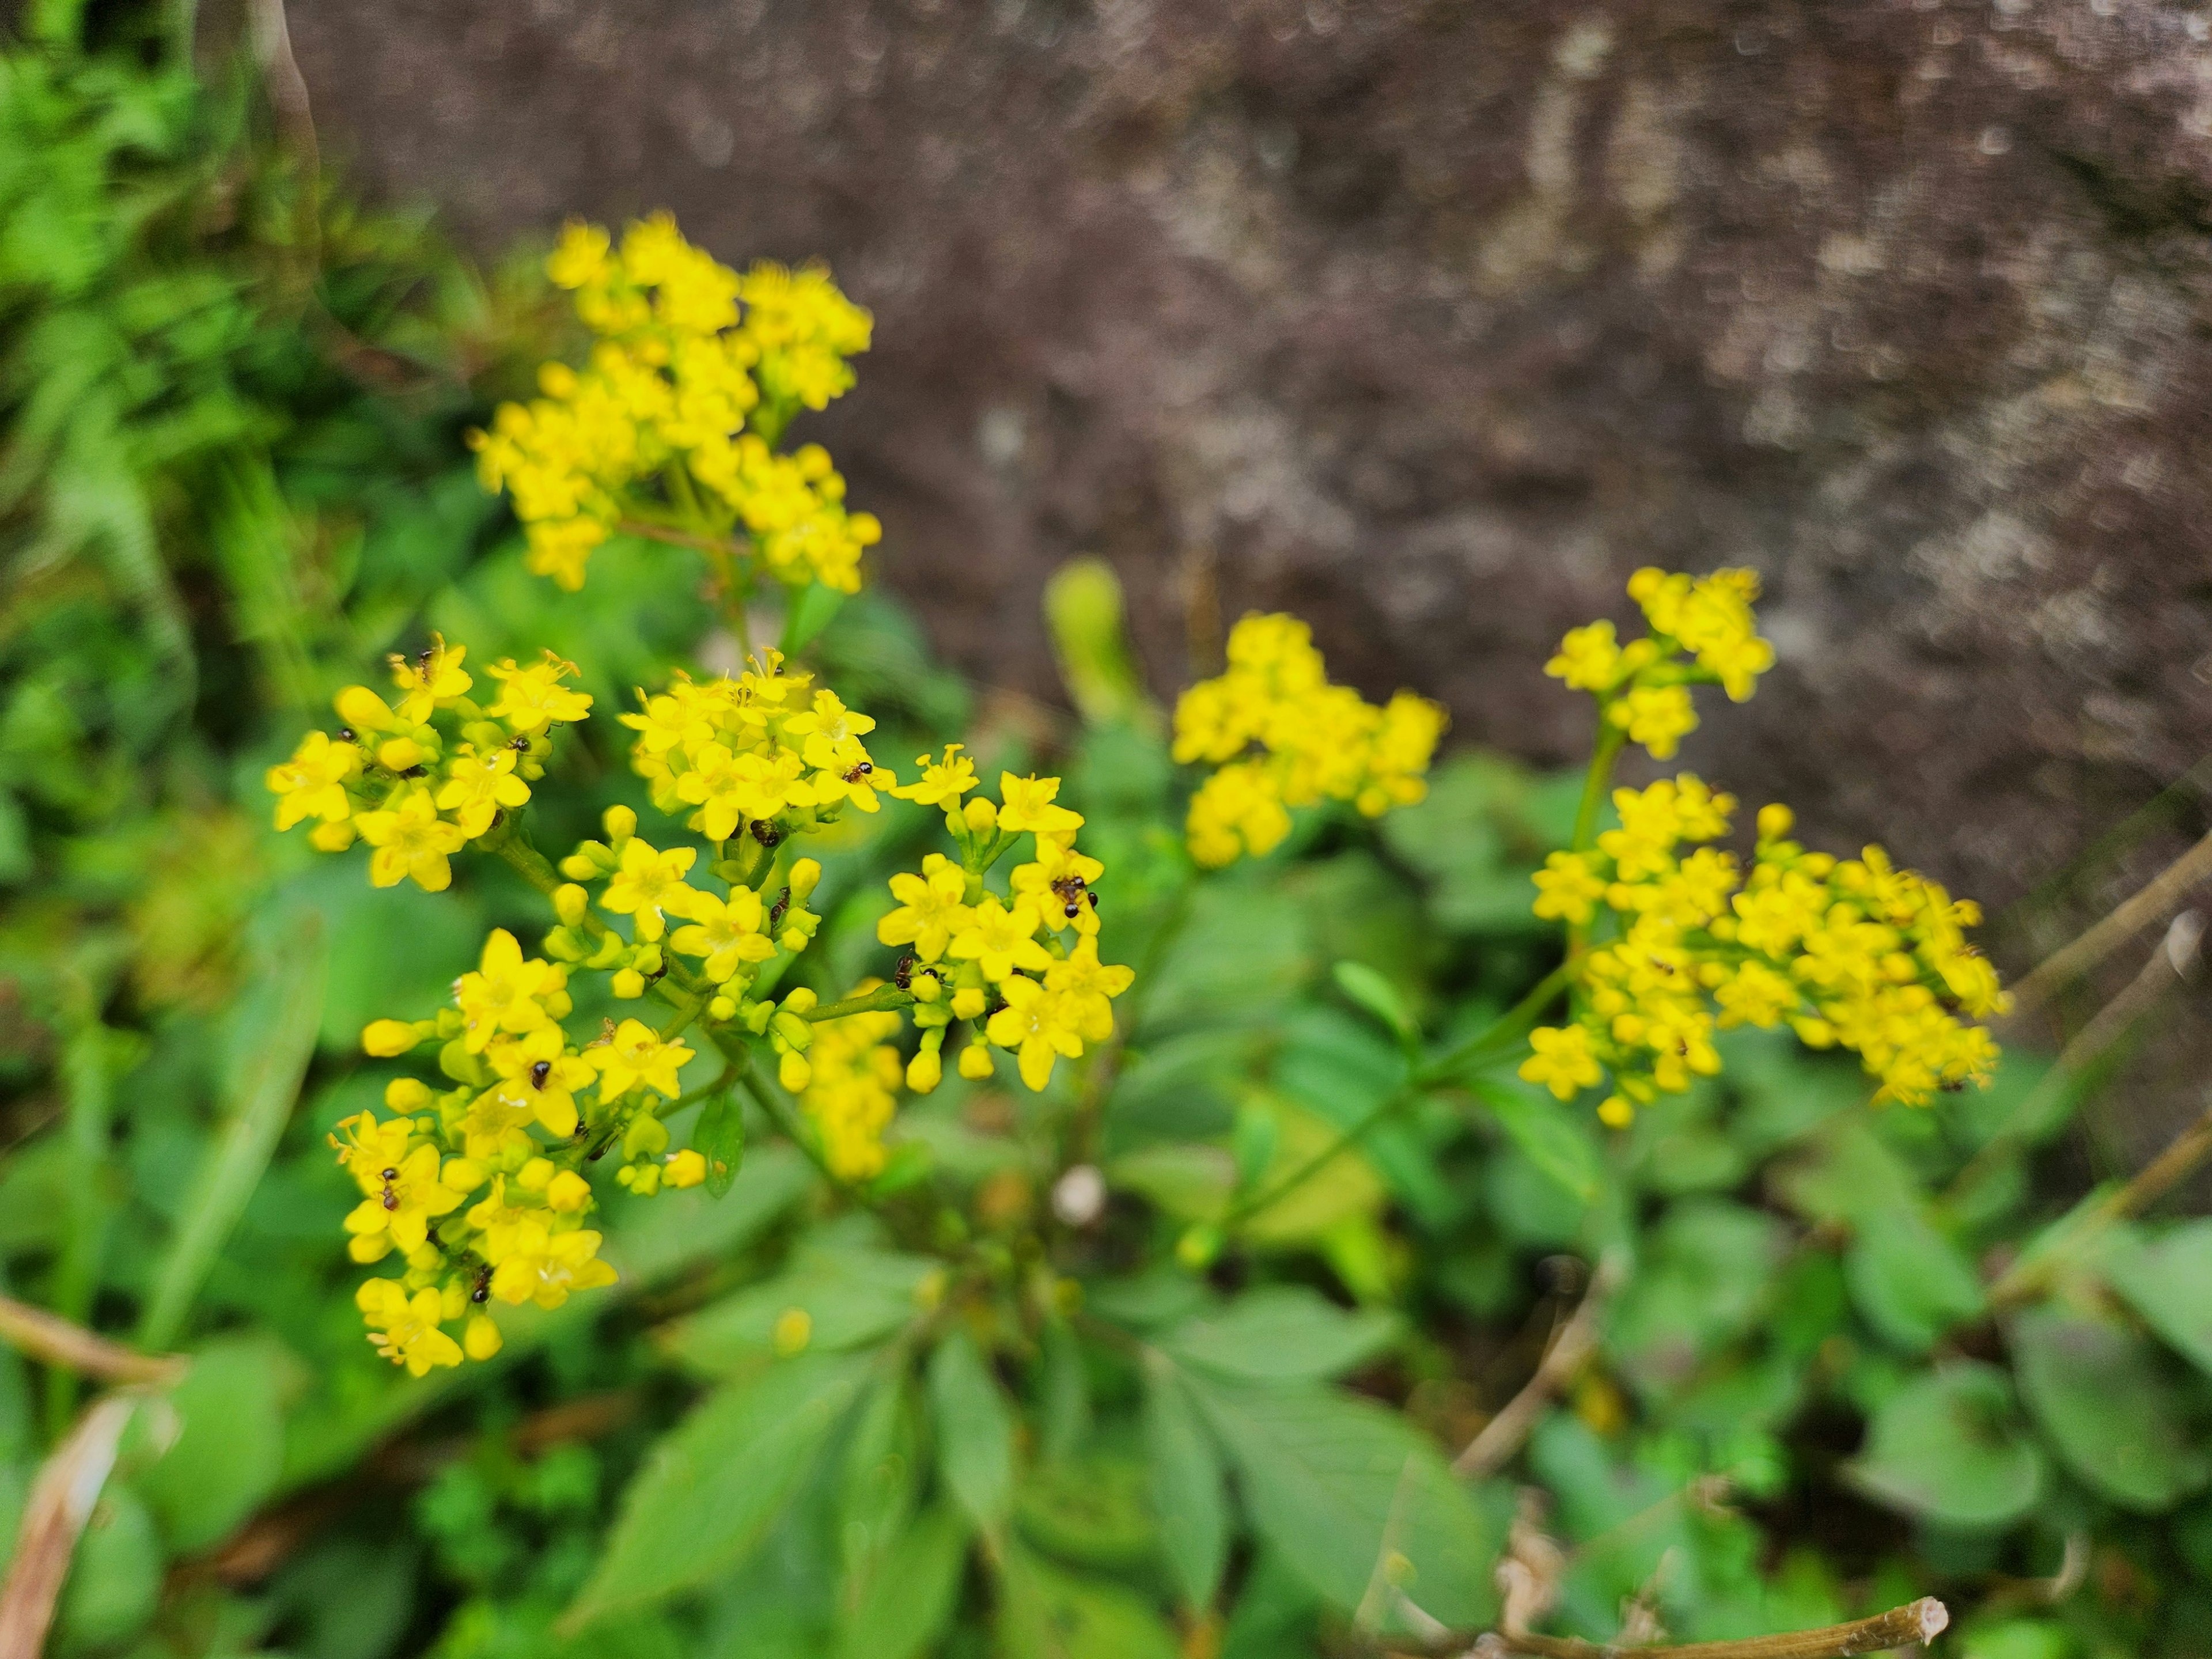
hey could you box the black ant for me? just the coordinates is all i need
[509,733,532,752]
[893,953,916,990]
[418,646,437,672]
[402,766,427,779]
[1049,874,1088,919]
[842,761,874,783]
[336,726,357,743]
[751,820,783,848]
[768,885,790,931]
[379,1167,400,1211]
[470,1262,493,1303]
[529,1058,552,1090]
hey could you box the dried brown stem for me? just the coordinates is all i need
[0,1294,187,1387]
[1474,1597,1948,1659]
[0,1394,145,1658]
[2008,828,2212,1019]
[1454,1253,1626,1478]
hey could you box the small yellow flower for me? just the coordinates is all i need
[893,744,977,809]
[342,1143,465,1256]
[997,773,1084,837]
[589,1018,693,1100]
[876,854,971,963]
[267,731,358,830]
[482,1027,597,1138]
[453,929,569,1051]
[486,1219,618,1309]
[485,653,593,733]
[987,978,1088,1091]
[436,747,531,838]
[358,1280,464,1375]
[388,635,472,724]
[353,789,467,892]
[1545,620,1624,692]
[948,897,1053,983]
[599,837,699,942]
[668,887,778,982]
[1520,1025,1603,1100]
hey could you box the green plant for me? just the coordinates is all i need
[7,15,2212,1659]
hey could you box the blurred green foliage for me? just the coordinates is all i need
[4,10,2212,1659]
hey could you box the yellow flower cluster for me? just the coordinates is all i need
[267,638,591,891]
[1172,613,1447,868]
[799,991,907,1180]
[875,763,1135,1092]
[1546,567,1777,760]
[467,215,880,594]
[340,929,710,1373]
[619,648,889,851]
[1522,785,2008,1123]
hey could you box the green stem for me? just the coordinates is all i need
[1219,1086,1412,1234]
[1415,955,1581,1087]
[804,985,918,1022]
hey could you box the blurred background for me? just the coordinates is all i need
[276,0,2212,1150]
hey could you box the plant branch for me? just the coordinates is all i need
[1454,1251,1625,1478]
[1472,1597,1948,1659]
[616,518,741,559]
[2008,827,2212,1020]
[0,1296,187,1388]
[1419,956,1582,1088]
[803,985,916,1022]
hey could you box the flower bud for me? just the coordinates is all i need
[612,968,646,999]
[624,1116,671,1160]
[603,804,638,844]
[309,820,357,852]
[778,1050,813,1092]
[336,685,395,732]
[440,1157,487,1193]
[385,1077,432,1111]
[788,857,823,904]
[547,1170,592,1212]
[963,797,998,834]
[906,1046,943,1094]
[708,994,737,1021]
[666,1149,707,1188]
[362,1018,424,1058]
[377,737,424,772]
[782,987,820,1014]
[464,1314,503,1361]
[517,1157,555,1191]
[1756,802,1794,842]
[553,883,589,925]
[951,986,987,1021]
[958,1042,995,1080]
[911,972,942,1004]
[771,1011,814,1052]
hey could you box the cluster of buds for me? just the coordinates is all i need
[266,637,590,891]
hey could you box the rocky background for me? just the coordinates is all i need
[288,0,2212,1121]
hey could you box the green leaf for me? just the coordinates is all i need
[1843,1205,1984,1354]
[138,912,326,1350]
[1043,558,1156,729]
[692,1086,745,1198]
[838,1362,921,1589]
[1846,1362,2045,1529]
[661,1243,935,1372]
[134,1337,289,1552]
[781,580,849,656]
[1185,1373,1499,1627]
[564,1351,872,1628]
[1143,1358,1228,1608]
[56,1482,161,1649]
[1016,1453,1154,1567]
[1608,1200,1785,1392]
[1160,1286,1399,1384]
[1469,1078,1599,1202]
[997,1544,1182,1659]
[837,1503,969,1659]
[929,1330,1016,1531]
[1331,961,1416,1046]
[2099,1219,2212,1377]
[2009,1307,2209,1511]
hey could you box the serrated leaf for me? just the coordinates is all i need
[1184,1373,1498,1627]
[1143,1358,1227,1608]
[929,1330,1015,1530]
[2009,1307,2209,1512]
[1469,1078,1599,1203]
[2099,1219,2212,1378]
[1847,1362,2044,1529]
[564,1351,872,1629]
[1160,1286,1399,1384]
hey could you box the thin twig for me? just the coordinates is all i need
[1455,1253,1626,1478]
[0,1296,187,1388]
[1472,1597,1948,1659]
[0,1393,148,1659]
[2008,828,2212,1020]
[617,519,743,558]
[1949,911,2199,1201]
